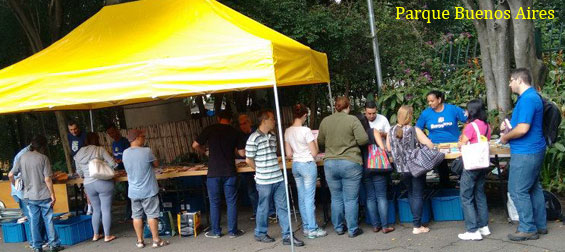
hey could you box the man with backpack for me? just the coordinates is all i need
[500,68,547,241]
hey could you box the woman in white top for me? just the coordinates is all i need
[284,104,327,239]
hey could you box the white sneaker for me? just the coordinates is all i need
[307,228,328,239]
[478,226,491,236]
[412,226,430,234]
[458,231,482,241]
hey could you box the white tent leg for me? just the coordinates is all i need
[272,83,295,252]
[89,109,94,132]
[327,83,334,113]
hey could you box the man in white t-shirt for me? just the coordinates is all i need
[362,101,390,137]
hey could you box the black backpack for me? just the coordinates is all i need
[543,190,563,221]
[538,94,562,146]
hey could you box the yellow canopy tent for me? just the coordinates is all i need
[0,1,330,249]
[0,0,329,114]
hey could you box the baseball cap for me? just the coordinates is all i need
[127,129,144,142]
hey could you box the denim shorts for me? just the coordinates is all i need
[131,194,160,219]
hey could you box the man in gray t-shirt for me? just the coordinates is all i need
[9,136,62,252]
[122,129,168,248]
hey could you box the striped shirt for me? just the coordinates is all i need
[245,129,283,185]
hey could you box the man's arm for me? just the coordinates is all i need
[500,123,530,144]
[245,158,256,170]
[284,142,293,159]
[192,141,206,154]
[8,171,15,186]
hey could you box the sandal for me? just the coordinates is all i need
[152,239,169,248]
[136,240,145,248]
[104,235,117,242]
[92,234,101,242]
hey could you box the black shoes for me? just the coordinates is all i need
[229,229,245,238]
[49,247,64,252]
[348,228,363,238]
[508,231,539,241]
[255,235,275,243]
[282,236,304,247]
[537,229,548,235]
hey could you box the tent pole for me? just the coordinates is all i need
[327,83,334,113]
[89,110,94,132]
[272,83,295,252]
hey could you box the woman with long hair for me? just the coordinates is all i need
[318,96,368,238]
[387,105,434,235]
[457,99,492,241]
[284,103,327,239]
[74,132,118,242]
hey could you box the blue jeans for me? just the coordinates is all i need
[13,195,29,218]
[26,199,60,249]
[364,173,389,228]
[508,151,547,233]
[292,161,318,232]
[242,173,275,216]
[207,176,238,235]
[324,159,363,235]
[460,169,489,232]
[402,173,426,227]
[255,181,290,238]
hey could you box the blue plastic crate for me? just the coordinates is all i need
[387,199,396,225]
[431,189,464,221]
[398,196,431,224]
[54,215,93,246]
[1,221,27,243]
[24,213,66,242]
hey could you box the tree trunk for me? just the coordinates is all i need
[8,116,20,156]
[55,111,73,173]
[48,0,62,43]
[15,114,26,149]
[105,0,121,5]
[7,0,43,52]
[8,0,74,172]
[309,86,318,129]
[462,0,512,116]
[507,0,547,88]
[484,1,511,115]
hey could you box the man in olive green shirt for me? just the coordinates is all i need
[317,96,368,238]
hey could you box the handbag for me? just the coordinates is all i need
[366,144,392,172]
[461,122,490,170]
[407,127,445,177]
[14,177,24,191]
[88,147,115,180]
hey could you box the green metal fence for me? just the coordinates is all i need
[438,22,564,69]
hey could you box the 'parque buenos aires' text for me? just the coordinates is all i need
[396,6,555,23]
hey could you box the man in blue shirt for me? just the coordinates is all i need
[106,123,131,221]
[123,129,169,248]
[106,124,130,170]
[67,121,86,157]
[11,145,31,219]
[500,68,547,241]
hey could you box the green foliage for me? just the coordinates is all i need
[540,50,565,193]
